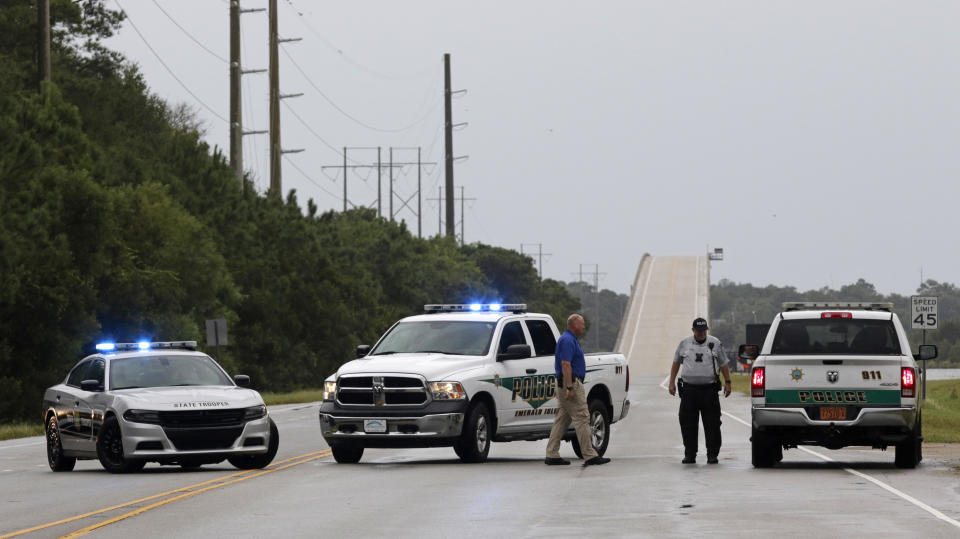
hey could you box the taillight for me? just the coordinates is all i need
[625,365,630,393]
[751,367,765,397]
[822,312,852,319]
[901,367,916,398]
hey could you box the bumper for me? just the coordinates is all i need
[752,407,917,429]
[617,399,630,422]
[318,400,468,448]
[120,415,273,459]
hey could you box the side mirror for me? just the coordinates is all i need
[497,344,532,361]
[80,379,102,392]
[738,344,759,361]
[356,345,371,358]
[916,344,938,361]
[234,374,251,387]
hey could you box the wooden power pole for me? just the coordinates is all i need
[37,0,50,89]
[443,53,455,237]
[268,0,281,194]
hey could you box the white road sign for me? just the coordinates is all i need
[911,296,938,330]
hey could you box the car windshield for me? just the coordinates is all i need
[370,321,496,356]
[771,318,902,355]
[109,354,233,389]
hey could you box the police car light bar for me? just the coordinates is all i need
[782,302,893,312]
[424,304,527,313]
[96,341,198,352]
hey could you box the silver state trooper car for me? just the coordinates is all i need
[42,341,278,473]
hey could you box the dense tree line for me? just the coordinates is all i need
[564,282,629,353]
[710,278,960,367]
[0,1,583,422]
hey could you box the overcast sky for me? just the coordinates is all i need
[104,1,960,296]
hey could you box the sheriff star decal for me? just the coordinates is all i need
[790,368,804,382]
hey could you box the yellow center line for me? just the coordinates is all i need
[0,450,330,539]
[60,450,331,538]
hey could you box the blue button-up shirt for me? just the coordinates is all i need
[555,329,586,381]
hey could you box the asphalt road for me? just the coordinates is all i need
[2,375,959,538]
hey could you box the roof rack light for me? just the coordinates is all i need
[96,341,198,352]
[424,304,527,314]
[782,302,893,312]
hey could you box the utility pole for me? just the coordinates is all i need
[320,147,401,213]
[573,264,607,350]
[230,2,266,187]
[384,147,436,235]
[389,148,394,221]
[418,147,422,237]
[377,147,382,217]
[521,243,552,279]
[267,0,302,195]
[37,0,50,89]
[444,53,454,237]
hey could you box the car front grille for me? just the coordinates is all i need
[336,375,428,407]
[158,409,246,428]
[157,409,247,450]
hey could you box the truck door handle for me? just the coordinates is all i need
[526,368,537,374]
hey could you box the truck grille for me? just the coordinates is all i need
[336,375,428,406]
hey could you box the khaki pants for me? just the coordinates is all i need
[545,379,597,460]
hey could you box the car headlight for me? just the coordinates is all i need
[323,381,337,402]
[243,404,267,420]
[123,409,161,424]
[428,381,466,400]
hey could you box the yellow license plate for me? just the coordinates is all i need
[820,407,847,421]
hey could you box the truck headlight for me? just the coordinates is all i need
[323,381,337,401]
[243,404,267,420]
[123,409,161,424]
[428,381,466,400]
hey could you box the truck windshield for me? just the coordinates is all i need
[771,319,901,355]
[370,321,496,356]
[109,355,233,389]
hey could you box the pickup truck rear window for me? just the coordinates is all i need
[771,319,901,355]
[370,321,496,356]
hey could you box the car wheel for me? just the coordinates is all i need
[751,427,778,468]
[571,399,610,459]
[895,420,921,469]
[330,444,364,464]
[97,416,145,473]
[46,415,76,472]
[228,418,280,470]
[454,401,491,463]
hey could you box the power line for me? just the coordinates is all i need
[283,154,340,202]
[150,0,228,63]
[114,0,228,124]
[280,46,439,133]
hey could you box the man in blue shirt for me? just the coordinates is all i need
[545,314,611,466]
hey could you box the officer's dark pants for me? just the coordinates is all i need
[678,382,722,458]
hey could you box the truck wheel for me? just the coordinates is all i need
[46,415,75,472]
[894,422,921,469]
[331,444,364,464]
[751,427,778,468]
[455,401,491,463]
[97,416,146,473]
[228,418,280,469]
[571,400,610,459]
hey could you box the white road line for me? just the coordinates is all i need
[717,399,960,529]
[625,257,657,361]
[0,440,43,451]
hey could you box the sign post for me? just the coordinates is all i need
[910,296,938,399]
[205,319,228,361]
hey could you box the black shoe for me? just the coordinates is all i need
[583,456,611,467]
[682,456,696,464]
[707,455,719,464]
[544,457,571,465]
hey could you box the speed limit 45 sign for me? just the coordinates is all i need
[911,296,938,330]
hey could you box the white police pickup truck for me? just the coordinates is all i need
[743,302,938,469]
[319,304,630,463]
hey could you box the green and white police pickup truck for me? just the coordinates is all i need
[742,302,938,468]
[319,304,630,463]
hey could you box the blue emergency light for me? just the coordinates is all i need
[95,341,198,352]
[424,304,526,314]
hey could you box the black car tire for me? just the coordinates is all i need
[895,417,921,469]
[454,401,492,463]
[330,443,364,464]
[571,399,610,459]
[751,427,779,468]
[97,415,145,473]
[228,418,280,470]
[46,415,76,472]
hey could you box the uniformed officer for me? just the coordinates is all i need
[668,317,732,464]
[545,314,611,467]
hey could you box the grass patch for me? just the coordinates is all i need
[731,374,960,443]
[262,389,324,406]
[0,422,43,441]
